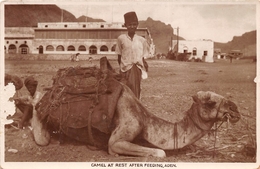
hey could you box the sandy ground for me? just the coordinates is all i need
[2,58,257,165]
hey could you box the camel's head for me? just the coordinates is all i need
[192,91,240,124]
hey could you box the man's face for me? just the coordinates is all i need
[26,85,37,96]
[125,22,138,34]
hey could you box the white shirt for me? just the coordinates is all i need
[116,34,149,74]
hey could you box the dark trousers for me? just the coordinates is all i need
[120,64,142,99]
[16,102,33,128]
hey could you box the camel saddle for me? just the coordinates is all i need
[35,57,123,134]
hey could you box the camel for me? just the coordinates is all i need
[32,81,240,157]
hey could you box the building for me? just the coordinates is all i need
[5,27,34,55]
[227,50,243,59]
[5,22,155,60]
[171,39,214,63]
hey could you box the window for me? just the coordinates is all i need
[111,44,116,52]
[46,45,54,51]
[192,48,197,56]
[67,45,75,51]
[56,45,64,51]
[100,45,108,52]
[78,45,86,51]
[204,51,208,56]
[89,45,97,54]
[183,46,188,53]
[8,44,17,54]
[21,47,28,54]
[19,44,29,54]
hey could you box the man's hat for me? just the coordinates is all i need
[124,11,138,24]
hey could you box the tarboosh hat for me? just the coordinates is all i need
[124,11,138,24]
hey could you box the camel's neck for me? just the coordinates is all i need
[142,103,215,150]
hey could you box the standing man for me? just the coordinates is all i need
[116,11,149,99]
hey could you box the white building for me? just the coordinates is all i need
[5,22,155,60]
[171,39,214,63]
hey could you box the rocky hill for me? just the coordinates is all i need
[214,30,256,56]
[5,5,77,27]
[139,17,185,53]
[77,15,105,22]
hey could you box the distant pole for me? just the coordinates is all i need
[172,29,174,51]
[85,6,89,22]
[171,31,172,52]
[111,6,113,23]
[61,9,63,22]
[177,27,179,54]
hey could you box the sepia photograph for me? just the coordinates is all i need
[1,0,259,168]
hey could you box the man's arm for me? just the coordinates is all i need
[118,55,121,65]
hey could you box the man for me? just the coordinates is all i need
[70,53,80,62]
[13,76,43,129]
[116,11,149,99]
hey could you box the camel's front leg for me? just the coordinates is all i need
[109,140,166,158]
[108,124,166,158]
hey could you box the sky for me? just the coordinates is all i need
[57,0,258,43]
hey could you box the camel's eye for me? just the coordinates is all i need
[206,101,216,108]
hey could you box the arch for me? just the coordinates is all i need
[67,45,75,51]
[8,44,17,54]
[100,45,108,52]
[78,45,86,51]
[89,45,97,54]
[111,44,116,52]
[56,45,65,51]
[192,47,197,56]
[19,44,29,54]
[46,45,54,51]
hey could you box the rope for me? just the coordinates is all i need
[212,99,224,158]
[187,99,225,158]
[173,123,178,149]
[86,73,108,150]
[38,66,111,149]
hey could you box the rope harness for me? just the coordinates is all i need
[173,99,226,157]
[36,66,112,149]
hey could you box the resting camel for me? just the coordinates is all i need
[32,80,240,157]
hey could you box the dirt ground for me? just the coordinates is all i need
[3,58,257,164]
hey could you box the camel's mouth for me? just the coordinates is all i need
[222,111,240,123]
[220,100,241,124]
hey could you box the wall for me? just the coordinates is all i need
[32,39,117,55]
[172,40,214,62]
[5,39,34,54]
[5,53,118,60]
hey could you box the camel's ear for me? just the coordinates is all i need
[192,95,201,104]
